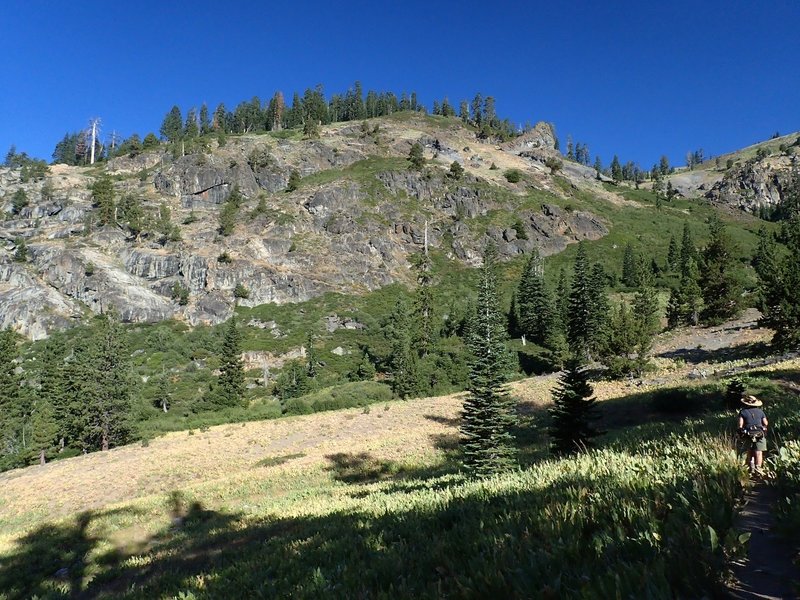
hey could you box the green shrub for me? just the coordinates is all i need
[282,381,393,415]
[504,169,522,183]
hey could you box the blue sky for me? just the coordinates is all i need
[2,0,798,169]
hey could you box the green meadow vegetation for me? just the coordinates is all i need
[2,361,799,598]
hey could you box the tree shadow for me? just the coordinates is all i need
[516,349,557,376]
[657,341,771,365]
[423,414,460,427]
[0,464,742,599]
[325,452,403,484]
[0,506,143,599]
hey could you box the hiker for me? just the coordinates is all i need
[738,394,768,475]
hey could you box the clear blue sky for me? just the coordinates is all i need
[2,0,798,169]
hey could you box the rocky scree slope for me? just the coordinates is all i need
[0,116,608,339]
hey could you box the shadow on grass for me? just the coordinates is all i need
[3,368,797,599]
[0,465,741,599]
[657,341,771,365]
[423,414,460,427]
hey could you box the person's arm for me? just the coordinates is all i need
[762,415,769,430]
[738,415,744,430]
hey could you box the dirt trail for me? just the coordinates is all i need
[728,484,799,599]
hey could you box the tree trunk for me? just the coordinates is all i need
[101,429,109,451]
[39,449,46,465]
[162,399,168,413]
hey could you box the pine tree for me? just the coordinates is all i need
[217,315,245,407]
[0,329,24,469]
[353,352,376,381]
[408,142,424,170]
[85,314,131,451]
[37,335,67,449]
[12,189,28,214]
[213,103,228,131]
[602,301,639,371]
[160,106,183,142]
[621,242,640,287]
[548,356,598,455]
[471,93,483,126]
[143,133,159,149]
[218,198,238,236]
[411,250,435,357]
[12,238,27,262]
[610,155,623,182]
[679,258,702,326]
[679,222,696,277]
[758,178,800,350]
[699,215,741,324]
[752,227,778,282]
[666,288,682,329]
[29,398,57,465]
[459,100,469,122]
[199,103,211,135]
[184,108,199,139]
[588,264,610,357]
[631,270,660,372]
[516,249,555,347]
[667,234,679,272]
[386,296,419,399]
[90,175,116,226]
[567,243,593,356]
[554,268,570,334]
[274,361,311,410]
[460,242,516,476]
[594,156,603,179]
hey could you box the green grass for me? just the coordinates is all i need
[9,364,800,598]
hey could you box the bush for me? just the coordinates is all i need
[286,170,301,192]
[11,189,28,214]
[282,381,393,415]
[233,283,250,299]
[504,169,522,183]
[545,157,563,175]
[217,251,232,263]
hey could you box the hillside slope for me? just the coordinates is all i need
[0,115,614,339]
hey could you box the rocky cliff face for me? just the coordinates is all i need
[705,154,798,213]
[0,116,610,339]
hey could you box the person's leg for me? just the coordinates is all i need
[746,448,755,470]
[755,450,764,469]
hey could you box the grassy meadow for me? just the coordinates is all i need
[2,355,799,599]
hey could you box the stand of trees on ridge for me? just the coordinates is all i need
[37,83,520,167]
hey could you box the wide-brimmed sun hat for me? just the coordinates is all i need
[741,394,763,407]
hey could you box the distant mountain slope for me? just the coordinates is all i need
[0,115,609,338]
[666,132,799,211]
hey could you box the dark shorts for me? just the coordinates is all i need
[745,436,767,452]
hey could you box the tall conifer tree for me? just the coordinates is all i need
[0,329,24,469]
[217,315,245,407]
[699,215,741,324]
[386,296,419,399]
[549,356,598,455]
[516,249,555,347]
[460,243,516,476]
[758,178,800,350]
